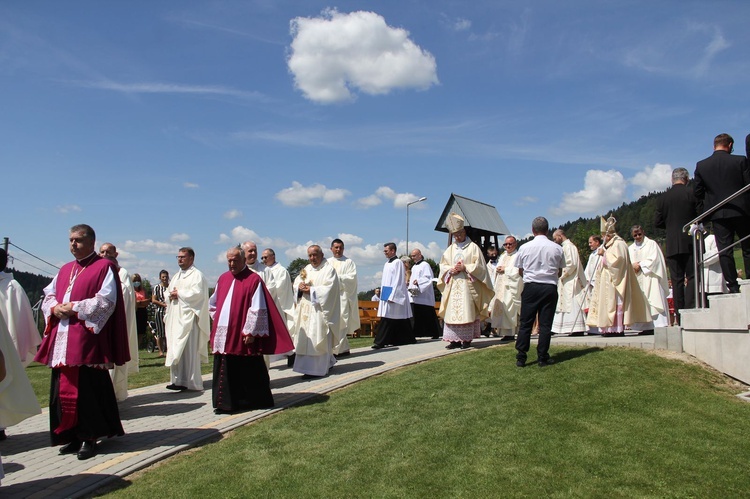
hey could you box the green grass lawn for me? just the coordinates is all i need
[100,345,750,498]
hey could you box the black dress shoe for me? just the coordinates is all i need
[371,344,384,349]
[166,384,188,391]
[460,341,471,349]
[59,439,82,455]
[516,360,526,368]
[445,342,461,350]
[335,351,350,357]
[77,440,97,460]
[538,358,555,367]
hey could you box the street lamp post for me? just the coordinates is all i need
[406,196,427,255]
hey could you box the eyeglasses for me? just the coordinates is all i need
[176,255,188,259]
[261,256,268,261]
[503,243,515,247]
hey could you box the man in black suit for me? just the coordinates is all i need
[694,133,750,293]
[655,168,698,322]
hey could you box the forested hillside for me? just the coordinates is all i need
[7,268,52,305]
[513,189,670,261]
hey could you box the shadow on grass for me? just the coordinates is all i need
[275,393,331,408]
[551,347,604,364]
[270,361,386,389]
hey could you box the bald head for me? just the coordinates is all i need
[99,242,118,258]
[410,248,423,263]
[241,241,258,265]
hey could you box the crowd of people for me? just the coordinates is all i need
[0,133,747,474]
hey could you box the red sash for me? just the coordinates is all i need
[54,366,79,434]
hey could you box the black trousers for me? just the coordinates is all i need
[712,216,750,291]
[515,282,558,363]
[666,253,695,321]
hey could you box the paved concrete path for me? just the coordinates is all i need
[0,333,653,498]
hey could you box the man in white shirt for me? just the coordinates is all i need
[514,217,564,367]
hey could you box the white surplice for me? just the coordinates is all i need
[290,261,340,376]
[328,255,360,354]
[109,267,139,401]
[629,237,669,328]
[164,265,210,390]
[378,257,412,320]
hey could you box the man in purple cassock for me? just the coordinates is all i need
[209,246,294,414]
[34,224,130,460]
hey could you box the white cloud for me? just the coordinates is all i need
[355,186,428,209]
[355,194,382,209]
[288,9,439,103]
[55,204,81,214]
[454,18,471,31]
[184,182,199,189]
[216,233,232,245]
[120,239,181,255]
[629,163,672,198]
[223,209,243,220]
[514,196,538,207]
[275,181,350,207]
[337,233,364,246]
[170,233,190,242]
[622,22,730,79]
[69,79,269,102]
[552,169,626,216]
[219,226,293,251]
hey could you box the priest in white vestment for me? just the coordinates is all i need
[0,312,41,437]
[437,213,494,349]
[290,245,340,377]
[587,217,651,336]
[489,236,524,340]
[99,243,139,402]
[551,230,587,335]
[165,247,210,391]
[242,241,268,279]
[628,226,669,331]
[261,248,296,365]
[328,239,360,356]
[408,248,441,339]
[0,249,41,367]
[261,249,295,330]
[373,242,415,348]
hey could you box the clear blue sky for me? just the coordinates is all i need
[3,1,749,291]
